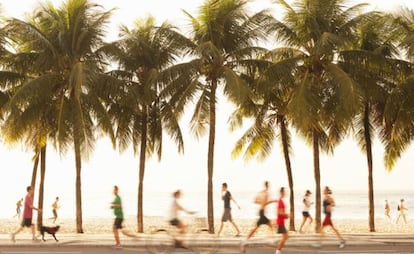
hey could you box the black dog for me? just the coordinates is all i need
[39,225,60,242]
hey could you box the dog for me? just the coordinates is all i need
[38,225,60,242]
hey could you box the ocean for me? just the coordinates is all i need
[5,189,410,221]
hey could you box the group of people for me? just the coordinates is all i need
[11,183,346,253]
[233,182,345,254]
[385,198,408,224]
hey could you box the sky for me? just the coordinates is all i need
[1,0,414,219]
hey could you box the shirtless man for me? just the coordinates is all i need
[241,181,273,253]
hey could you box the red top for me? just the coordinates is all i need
[23,195,33,219]
[277,198,287,226]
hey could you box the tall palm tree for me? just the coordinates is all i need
[268,0,373,231]
[5,0,116,233]
[1,10,49,228]
[103,17,191,232]
[338,14,411,232]
[179,0,273,233]
[229,52,298,231]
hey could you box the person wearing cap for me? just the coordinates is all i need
[299,190,313,233]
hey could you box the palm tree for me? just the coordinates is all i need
[5,0,116,233]
[103,16,191,232]
[338,13,411,232]
[0,10,49,227]
[178,0,273,233]
[383,7,414,171]
[229,52,298,231]
[268,0,373,231]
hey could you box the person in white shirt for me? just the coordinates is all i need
[299,190,313,233]
[169,190,195,234]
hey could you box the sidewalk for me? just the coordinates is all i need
[1,233,414,248]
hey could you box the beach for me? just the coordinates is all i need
[1,216,413,235]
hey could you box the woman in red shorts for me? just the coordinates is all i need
[314,186,345,249]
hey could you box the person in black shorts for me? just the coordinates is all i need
[11,186,41,242]
[241,181,274,252]
[217,183,241,237]
[299,190,313,233]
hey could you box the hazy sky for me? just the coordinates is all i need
[1,0,414,218]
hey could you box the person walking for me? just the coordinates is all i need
[50,197,60,223]
[217,182,241,237]
[384,200,391,220]
[299,190,313,233]
[396,198,408,224]
[110,185,138,249]
[313,186,345,249]
[13,198,23,219]
[241,181,274,253]
[11,186,41,242]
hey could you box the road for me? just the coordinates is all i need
[1,244,414,254]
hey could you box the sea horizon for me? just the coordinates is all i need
[3,189,411,221]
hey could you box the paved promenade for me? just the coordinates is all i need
[1,232,413,247]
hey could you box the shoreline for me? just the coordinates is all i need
[1,216,413,235]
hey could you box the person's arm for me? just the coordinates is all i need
[111,196,122,208]
[264,199,277,206]
[29,205,41,211]
[278,205,289,218]
[329,196,336,207]
[177,202,196,214]
[231,195,241,209]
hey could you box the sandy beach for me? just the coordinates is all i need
[1,216,413,235]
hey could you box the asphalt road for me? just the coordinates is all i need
[1,244,414,254]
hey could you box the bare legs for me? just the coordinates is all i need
[276,232,289,252]
[299,215,313,233]
[217,220,241,236]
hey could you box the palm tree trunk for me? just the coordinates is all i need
[74,137,83,233]
[37,145,47,229]
[137,113,148,233]
[31,149,40,189]
[279,115,295,231]
[207,80,217,234]
[312,129,321,232]
[363,104,375,232]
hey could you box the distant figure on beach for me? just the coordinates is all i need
[217,183,241,237]
[299,190,313,233]
[384,200,391,220]
[110,185,138,249]
[11,186,41,242]
[396,198,408,224]
[267,187,290,254]
[13,198,23,219]
[50,197,60,223]
[169,190,196,234]
[240,181,274,253]
[313,186,345,249]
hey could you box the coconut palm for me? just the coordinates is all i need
[229,52,298,231]
[179,0,273,233]
[4,0,116,233]
[0,10,49,227]
[383,8,414,171]
[267,0,374,231]
[338,13,411,232]
[103,16,191,232]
